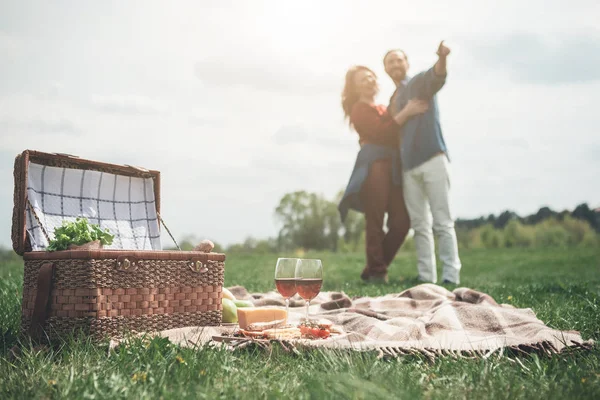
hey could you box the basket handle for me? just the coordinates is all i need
[156,212,181,250]
[29,262,55,340]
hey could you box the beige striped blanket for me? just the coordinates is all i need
[113,284,594,358]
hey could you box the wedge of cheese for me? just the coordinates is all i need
[236,307,288,330]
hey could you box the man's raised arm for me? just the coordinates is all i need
[410,41,450,100]
[434,40,450,77]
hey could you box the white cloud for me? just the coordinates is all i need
[193,59,340,95]
[90,95,167,115]
[0,116,80,135]
[0,93,86,145]
[466,32,600,84]
[0,31,19,55]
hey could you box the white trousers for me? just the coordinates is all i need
[403,154,462,283]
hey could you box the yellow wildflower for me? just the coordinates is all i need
[131,372,148,383]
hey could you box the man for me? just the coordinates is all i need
[384,41,462,284]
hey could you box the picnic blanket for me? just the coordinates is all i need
[112,284,594,358]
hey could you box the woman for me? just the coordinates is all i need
[338,66,428,282]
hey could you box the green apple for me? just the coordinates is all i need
[233,300,253,308]
[222,287,236,301]
[221,298,238,323]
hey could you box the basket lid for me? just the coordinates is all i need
[11,150,162,255]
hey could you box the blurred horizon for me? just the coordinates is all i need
[1,0,599,248]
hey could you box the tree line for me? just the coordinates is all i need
[456,203,600,232]
[2,191,595,256]
[177,191,599,254]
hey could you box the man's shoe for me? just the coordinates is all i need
[442,279,458,285]
[360,266,371,281]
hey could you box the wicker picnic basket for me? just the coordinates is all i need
[11,150,225,341]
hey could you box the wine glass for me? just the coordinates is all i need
[295,258,323,322]
[274,258,299,318]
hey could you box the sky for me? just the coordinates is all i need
[1,0,599,249]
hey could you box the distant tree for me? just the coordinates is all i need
[494,211,519,229]
[335,190,364,252]
[572,203,599,232]
[177,235,198,251]
[274,191,336,251]
[524,206,557,225]
[226,236,277,253]
[456,215,489,230]
[342,210,364,251]
[274,191,351,252]
[254,238,278,253]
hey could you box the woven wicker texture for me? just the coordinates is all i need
[21,257,225,340]
[22,259,224,289]
[21,311,222,339]
[22,285,222,318]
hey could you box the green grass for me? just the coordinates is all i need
[1,247,599,399]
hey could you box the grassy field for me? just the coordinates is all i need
[1,247,599,399]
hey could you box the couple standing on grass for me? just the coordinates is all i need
[339,41,461,285]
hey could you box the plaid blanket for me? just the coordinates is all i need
[26,162,161,250]
[114,284,594,358]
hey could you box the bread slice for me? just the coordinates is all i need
[262,327,302,340]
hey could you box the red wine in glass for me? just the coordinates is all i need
[295,259,323,321]
[274,258,299,318]
[275,278,297,298]
[295,278,323,301]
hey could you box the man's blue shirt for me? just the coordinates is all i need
[390,67,448,170]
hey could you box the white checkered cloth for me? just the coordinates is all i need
[25,162,162,251]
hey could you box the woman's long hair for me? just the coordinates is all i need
[341,65,377,124]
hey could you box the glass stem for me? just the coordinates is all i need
[285,298,290,323]
[305,300,310,321]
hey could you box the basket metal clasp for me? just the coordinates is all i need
[117,256,138,272]
[189,259,208,273]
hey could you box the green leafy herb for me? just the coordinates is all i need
[47,218,114,251]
